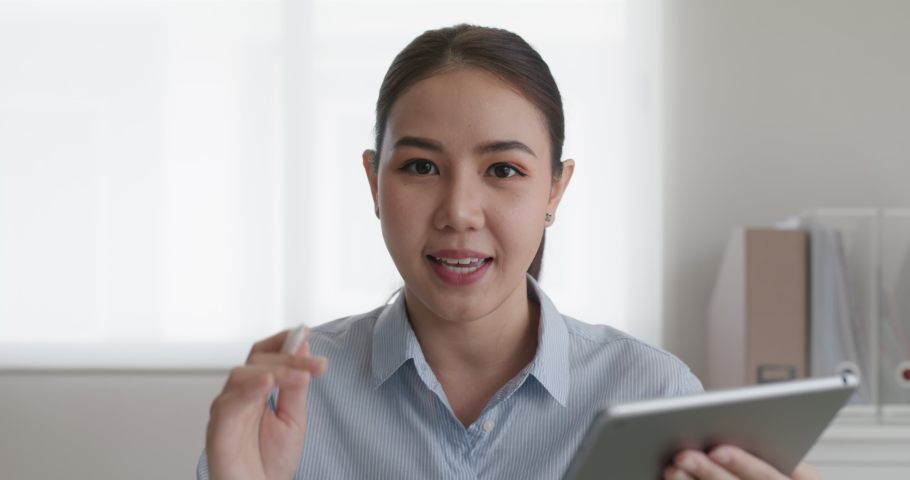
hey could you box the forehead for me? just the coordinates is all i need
[384,68,550,156]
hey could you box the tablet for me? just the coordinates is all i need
[562,373,859,480]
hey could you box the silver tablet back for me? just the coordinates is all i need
[563,374,858,480]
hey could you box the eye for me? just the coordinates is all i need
[402,160,438,175]
[487,163,526,179]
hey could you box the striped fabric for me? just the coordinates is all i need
[197,274,703,479]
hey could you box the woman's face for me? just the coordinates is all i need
[362,67,574,324]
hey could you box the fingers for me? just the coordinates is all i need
[240,328,325,431]
[671,446,794,480]
[247,326,321,372]
[206,327,325,479]
[218,364,310,405]
[706,445,788,479]
[249,326,313,357]
[248,330,291,360]
[670,450,740,480]
[791,462,822,480]
[664,464,697,480]
[273,366,312,429]
[209,363,311,439]
[247,352,328,377]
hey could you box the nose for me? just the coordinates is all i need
[433,168,485,232]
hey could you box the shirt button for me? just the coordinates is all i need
[482,419,495,432]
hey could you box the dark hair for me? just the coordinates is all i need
[372,24,565,281]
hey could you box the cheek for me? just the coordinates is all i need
[377,180,426,253]
[488,189,548,260]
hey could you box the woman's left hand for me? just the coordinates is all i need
[663,445,822,480]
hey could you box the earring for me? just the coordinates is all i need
[545,213,552,222]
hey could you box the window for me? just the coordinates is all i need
[0,0,663,368]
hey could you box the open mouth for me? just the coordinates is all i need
[427,255,494,275]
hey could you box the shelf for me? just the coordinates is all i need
[806,421,910,466]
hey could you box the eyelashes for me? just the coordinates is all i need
[399,159,528,178]
[488,163,526,179]
[402,159,438,175]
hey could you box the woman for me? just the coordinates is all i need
[199,24,820,480]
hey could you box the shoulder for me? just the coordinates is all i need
[561,315,704,399]
[562,315,679,365]
[307,305,385,352]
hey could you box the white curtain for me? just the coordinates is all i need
[0,0,662,368]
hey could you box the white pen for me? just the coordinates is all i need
[280,323,308,355]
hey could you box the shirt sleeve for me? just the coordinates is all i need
[676,369,705,396]
[196,449,210,480]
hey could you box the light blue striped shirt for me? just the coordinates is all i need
[198,274,703,479]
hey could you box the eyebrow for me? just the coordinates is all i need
[392,136,444,153]
[474,140,536,157]
[391,136,536,157]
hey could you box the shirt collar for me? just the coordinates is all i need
[371,289,423,389]
[370,273,570,407]
[525,273,571,407]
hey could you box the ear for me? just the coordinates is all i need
[545,159,575,226]
[362,149,380,219]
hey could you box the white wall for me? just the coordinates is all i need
[3,1,910,479]
[663,0,910,380]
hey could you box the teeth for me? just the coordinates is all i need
[437,257,480,265]
[441,263,481,274]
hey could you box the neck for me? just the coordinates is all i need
[404,277,540,380]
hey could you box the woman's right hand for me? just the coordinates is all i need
[205,327,329,480]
